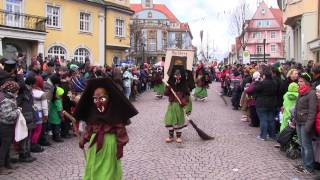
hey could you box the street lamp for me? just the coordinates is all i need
[141,42,145,65]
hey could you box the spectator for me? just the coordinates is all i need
[246,67,277,141]
[294,72,317,174]
[0,81,20,174]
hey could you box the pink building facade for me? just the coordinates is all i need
[243,2,285,64]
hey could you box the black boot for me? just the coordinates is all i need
[19,153,36,163]
[31,144,44,153]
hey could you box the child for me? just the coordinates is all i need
[48,86,64,142]
[27,76,48,152]
[280,82,299,132]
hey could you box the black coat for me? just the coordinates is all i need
[250,79,277,109]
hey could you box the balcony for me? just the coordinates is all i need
[131,19,169,29]
[0,10,46,32]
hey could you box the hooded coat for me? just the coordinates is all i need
[280,82,299,132]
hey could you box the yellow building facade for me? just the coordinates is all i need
[0,0,133,66]
[104,0,132,65]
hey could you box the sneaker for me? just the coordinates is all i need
[274,144,280,148]
[48,131,53,136]
[256,136,266,141]
[241,117,248,122]
[176,138,182,143]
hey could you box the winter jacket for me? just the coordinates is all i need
[32,88,48,124]
[295,89,317,134]
[280,82,299,132]
[0,91,19,125]
[17,85,35,129]
[246,79,277,109]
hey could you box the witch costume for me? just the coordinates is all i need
[152,66,165,99]
[164,64,190,143]
[194,65,210,101]
[74,78,138,180]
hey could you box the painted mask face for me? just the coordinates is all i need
[174,70,181,84]
[93,88,109,113]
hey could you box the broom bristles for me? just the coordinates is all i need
[189,120,214,140]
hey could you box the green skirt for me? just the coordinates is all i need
[164,102,185,126]
[184,96,192,114]
[194,86,208,98]
[153,83,165,94]
[83,134,122,180]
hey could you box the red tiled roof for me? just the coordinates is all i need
[130,4,179,22]
[270,8,283,25]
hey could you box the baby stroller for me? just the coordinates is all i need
[277,123,301,160]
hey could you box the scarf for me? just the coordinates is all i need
[298,84,311,96]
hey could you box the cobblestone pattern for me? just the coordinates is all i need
[0,83,316,180]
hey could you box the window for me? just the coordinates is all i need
[175,32,182,49]
[80,12,91,32]
[5,0,22,27]
[271,44,276,53]
[148,30,156,51]
[74,48,90,63]
[47,5,60,28]
[256,20,272,27]
[270,31,276,39]
[146,0,151,7]
[253,32,261,39]
[162,31,167,50]
[48,46,66,60]
[257,45,262,54]
[148,11,152,18]
[115,18,125,37]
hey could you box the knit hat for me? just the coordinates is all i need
[0,80,20,93]
[299,72,312,83]
[56,87,64,97]
[70,64,79,71]
[252,71,261,81]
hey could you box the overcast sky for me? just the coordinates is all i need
[130,0,279,60]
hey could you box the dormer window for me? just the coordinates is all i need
[146,0,151,7]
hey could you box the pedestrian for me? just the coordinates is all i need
[48,86,65,142]
[246,67,277,141]
[245,71,260,127]
[122,66,133,99]
[294,72,317,174]
[0,81,20,175]
[74,78,138,180]
[194,63,210,101]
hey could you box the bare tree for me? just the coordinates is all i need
[229,0,250,37]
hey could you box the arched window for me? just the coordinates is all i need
[48,46,66,61]
[74,48,90,63]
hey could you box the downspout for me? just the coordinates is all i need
[317,0,320,63]
[105,6,107,66]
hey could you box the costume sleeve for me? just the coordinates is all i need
[83,124,93,143]
[115,124,129,160]
[41,93,48,116]
[164,86,171,96]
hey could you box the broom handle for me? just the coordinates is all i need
[163,81,182,105]
[62,111,86,160]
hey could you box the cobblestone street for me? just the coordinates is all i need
[1,83,317,180]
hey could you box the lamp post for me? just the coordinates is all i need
[141,42,145,66]
[263,38,266,63]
